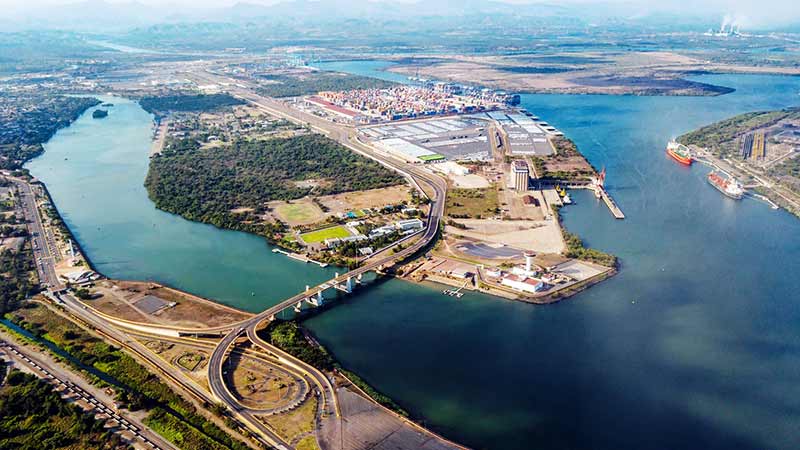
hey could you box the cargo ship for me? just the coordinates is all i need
[666,141,693,165]
[707,172,744,200]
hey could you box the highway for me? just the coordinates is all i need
[190,70,449,449]
[51,291,291,449]
[10,71,449,450]
[10,178,62,289]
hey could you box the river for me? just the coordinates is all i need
[28,70,800,449]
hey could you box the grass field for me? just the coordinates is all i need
[300,225,351,244]
[273,201,325,226]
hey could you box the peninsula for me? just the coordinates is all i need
[677,107,800,217]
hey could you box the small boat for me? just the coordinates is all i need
[666,141,693,165]
[562,194,572,204]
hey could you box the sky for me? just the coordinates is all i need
[3,0,799,30]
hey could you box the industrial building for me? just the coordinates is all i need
[396,218,424,231]
[512,160,530,192]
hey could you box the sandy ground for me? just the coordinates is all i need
[318,185,411,213]
[446,217,565,254]
[150,119,169,156]
[451,173,490,188]
[87,280,252,328]
[503,189,547,220]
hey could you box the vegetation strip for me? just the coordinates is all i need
[6,303,250,450]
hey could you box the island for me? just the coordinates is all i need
[91,109,108,119]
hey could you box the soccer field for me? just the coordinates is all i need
[300,225,351,244]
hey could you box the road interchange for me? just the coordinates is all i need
[15,73,450,450]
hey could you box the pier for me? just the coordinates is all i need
[599,188,625,219]
[272,248,329,267]
[443,281,468,298]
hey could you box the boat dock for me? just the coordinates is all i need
[443,281,469,298]
[272,248,329,267]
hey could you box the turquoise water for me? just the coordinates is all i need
[27,73,800,449]
[27,97,338,310]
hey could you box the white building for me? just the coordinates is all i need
[395,218,424,231]
[501,274,549,294]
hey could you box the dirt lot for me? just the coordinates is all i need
[87,280,252,328]
[446,217,565,254]
[318,185,411,214]
[268,185,411,227]
[261,396,319,443]
[227,353,302,410]
[269,198,326,226]
[502,190,547,220]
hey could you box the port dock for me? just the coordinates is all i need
[599,189,625,219]
[272,248,329,267]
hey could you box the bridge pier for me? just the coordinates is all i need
[345,276,353,293]
[293,301,303,313]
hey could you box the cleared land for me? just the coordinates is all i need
[226,353,302,410]
[318,185,411,214]
[273,200,326,226]
[446,186,499,219]
[261,396,319,444]
[85,280,252,328]
[445,218,565,254]
[300,225,351,244]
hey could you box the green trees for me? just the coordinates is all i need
[0,369,126,449]
[145,134,404,233]
[562,231,617,268]
[255,71,396,98]
[0,248,37,314]
[139,94,244,114]
[0,95,100,169]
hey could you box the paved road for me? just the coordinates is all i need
[188,71,448,450]
[0,334,177,450]
[9,178,62,289]
[51,291,290,449]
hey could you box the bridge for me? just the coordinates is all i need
[39,71,450,449]
[186,71,450,449]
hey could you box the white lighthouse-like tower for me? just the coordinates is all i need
[524,251,536,276]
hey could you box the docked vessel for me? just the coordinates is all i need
[707,172,744,200]
[666,141,693,165]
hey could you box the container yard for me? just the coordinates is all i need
[358,111,559,163]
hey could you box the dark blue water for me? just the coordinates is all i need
[304,68,800,450]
